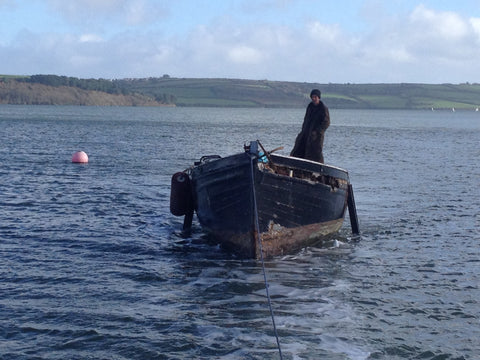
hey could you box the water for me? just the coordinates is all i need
[1,105,479,359]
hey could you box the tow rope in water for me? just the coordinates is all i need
[250,154,283,360]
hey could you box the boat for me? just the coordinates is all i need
[170,140,359,259]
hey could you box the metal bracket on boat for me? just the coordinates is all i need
[195,155,221,165]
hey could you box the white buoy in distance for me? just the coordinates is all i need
[72,151,89,163]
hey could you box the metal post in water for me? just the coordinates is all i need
[183,209,194,232]
[347,184,360,235]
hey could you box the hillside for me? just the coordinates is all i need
[0,78,167,106]
[1,75,479,109]
[119,77,480,109]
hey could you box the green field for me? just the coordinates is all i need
[2,75,480,109]
[119,78,480,109]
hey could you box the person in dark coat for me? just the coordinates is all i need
[290,89,330,163]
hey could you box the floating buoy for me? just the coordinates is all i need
[72,151,89,163]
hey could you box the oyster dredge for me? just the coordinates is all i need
[170,141,359,259]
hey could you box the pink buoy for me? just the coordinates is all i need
[72,151,89,163]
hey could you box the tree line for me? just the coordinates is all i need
[18,75,130,95]
[0,75,178,105]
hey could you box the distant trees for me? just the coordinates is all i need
[21,75,130,95]
[154,93,177,103]
[0,75,180,105]
[14,75,179,104]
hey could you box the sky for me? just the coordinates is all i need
[1,0,480,83]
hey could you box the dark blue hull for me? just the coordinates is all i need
[189,145,350,259]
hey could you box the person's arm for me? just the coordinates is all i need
[321,106,330,130]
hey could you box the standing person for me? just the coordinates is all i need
[290,89,330,163]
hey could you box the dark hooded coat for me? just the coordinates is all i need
[290,100,330,163]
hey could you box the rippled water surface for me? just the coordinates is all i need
[1,105,479,359]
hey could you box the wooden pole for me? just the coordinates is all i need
[347,184,360,235]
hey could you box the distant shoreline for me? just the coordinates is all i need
[1,75,479,110]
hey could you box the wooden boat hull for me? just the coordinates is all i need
[188,144,350,259]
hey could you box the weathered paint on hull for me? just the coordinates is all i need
[201,216,345,260]
[258,218,345,259]
[191,151,349,259]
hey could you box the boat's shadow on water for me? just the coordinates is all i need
[167,222,235,261]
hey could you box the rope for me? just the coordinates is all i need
[250,154,283,360]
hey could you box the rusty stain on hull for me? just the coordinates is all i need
[257,218,344,259]
[205,218,345,260]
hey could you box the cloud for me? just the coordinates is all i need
[2,2,480,83]
[46,0,168,27]
[404,5,480,64]
[410,5,469,40]
[228,45,264,64]
[469,17,480,43]
[79,34,104,43]
[166,4,480,82]
[307,22,343,44]
[335,4,480,82]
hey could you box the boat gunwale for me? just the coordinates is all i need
[270,153,349,174]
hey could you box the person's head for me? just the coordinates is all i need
[310,89,321,105]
